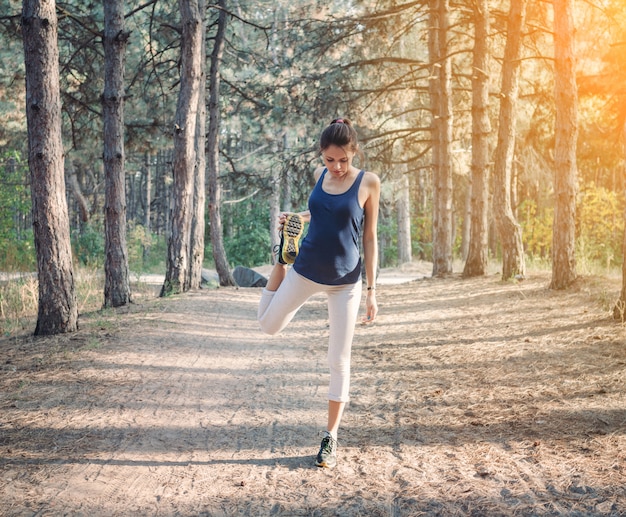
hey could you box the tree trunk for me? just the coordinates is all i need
[429,0,453,277]
[460,181,471,261]
[463,0,491,278]
[207,0,235,287]
[492,0,527,280]
[550,0,578,289]
[142,153,152,262]
[188,0,207,290]
[103,0,131,308]
[22,0,78,335]
[161,0,203,296]
[269,172,280,265]
[617,214,626,321]
[615,121,626,321]
[396,172,412,264]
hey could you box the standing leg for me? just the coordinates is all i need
[326,400,345,437]
[325,281,362,404]
[315,281,362,468]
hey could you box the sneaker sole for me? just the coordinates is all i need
[282,214,303,264]
[315,458,336,468]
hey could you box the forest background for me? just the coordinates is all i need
[0,0,626,334]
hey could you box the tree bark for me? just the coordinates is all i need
[103,0,131,308]
[429,0,453,277]
[207,0,235,286]
[22,0,78,335]
[142,153,152,262]
[615,120,626,320]
[269,172,280,265]
[188,0,207,290]
[396,172,412,265]
[463,0,491,278]
[162,0,203,296]
[550,0,578,289]
[492,0,527,280]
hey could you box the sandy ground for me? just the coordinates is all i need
[0,263,625,516]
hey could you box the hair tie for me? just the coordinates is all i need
[335,118,344,124]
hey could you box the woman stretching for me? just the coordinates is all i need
[258,118,380,468]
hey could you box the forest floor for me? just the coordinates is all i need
[0,262,625,516]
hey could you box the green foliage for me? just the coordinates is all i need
[222,200,272,268]
[72,223,105,267]
[72,222,168,274]
[378,216,398,267]
[577,185,624,267]
[411,213,433,262]
[519,199,553,259]
[0,152,35,271]
[519,186,625,269]
[0,0,624,282]
[127,224,152,274]
[127,225,167,274]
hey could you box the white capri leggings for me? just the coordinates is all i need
[258,268,362,402]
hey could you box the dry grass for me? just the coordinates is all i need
[0,268,160,336]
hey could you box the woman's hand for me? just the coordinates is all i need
[362,289,378,324]
[278,211,310,229]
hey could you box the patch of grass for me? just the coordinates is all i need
[0,266,160,336]
[85,336,102,350]
[0,274,38,335]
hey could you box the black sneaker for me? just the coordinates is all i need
[280,213,303,265]
[315,432,337,468]
[274,244,287,265]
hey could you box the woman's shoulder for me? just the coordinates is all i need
[313,166,326,181]
[361,170,380,188]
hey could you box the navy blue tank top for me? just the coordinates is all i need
[293,168,365,285]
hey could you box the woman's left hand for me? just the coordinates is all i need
[362,290,378,324]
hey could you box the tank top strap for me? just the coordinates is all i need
[352,170,365,191]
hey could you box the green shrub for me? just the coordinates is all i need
[221,199,272,267]
[0,151,33,271]
[577,184,624,267]
[72,223,105,267]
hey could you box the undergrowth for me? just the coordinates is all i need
[0,267,159,337]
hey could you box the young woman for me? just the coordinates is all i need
[257,118,380,468]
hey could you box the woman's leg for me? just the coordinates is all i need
[315,282,361,468]
[325,281,362,405]
[257,268,320,335]
[326,400,345,437]
[265,263,288,292]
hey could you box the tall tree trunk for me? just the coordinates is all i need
[22,0,78,335]
[161,0,203,296]
[188,0,207,290]
[550,0,578,289]
[142,153,152,262]
[103,0,131,308]
[617,209,626,321]
[429,0,453,277]
[269,173,280,265]
[396,172,412,264]
[492,0,527,280]
[207,0,235,286]
[615,120,626,320]
[463,0,491,278]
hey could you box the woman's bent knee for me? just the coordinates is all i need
[258,320,281,336]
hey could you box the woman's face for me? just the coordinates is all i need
[321,144,356,179]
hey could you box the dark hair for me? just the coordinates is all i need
[319,118,359,153]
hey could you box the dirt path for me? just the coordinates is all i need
[1,269,625,516]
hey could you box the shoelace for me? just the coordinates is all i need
[320,435,336,455]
